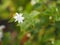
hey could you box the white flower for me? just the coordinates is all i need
[0,25,5,41]
[13,13,24,23]
[31,0,39,5]
[0,25,5,31]
[31,0,37,5]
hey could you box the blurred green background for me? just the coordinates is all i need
[0,0,60,45]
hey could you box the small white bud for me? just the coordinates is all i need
[27,33,31,37]
[0,25,5,30]
[49,16,52,20]
[31,0,37,5]
[51,40,54,44]
[49,38,55,44]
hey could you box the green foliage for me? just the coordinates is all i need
[0,0,60,45]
